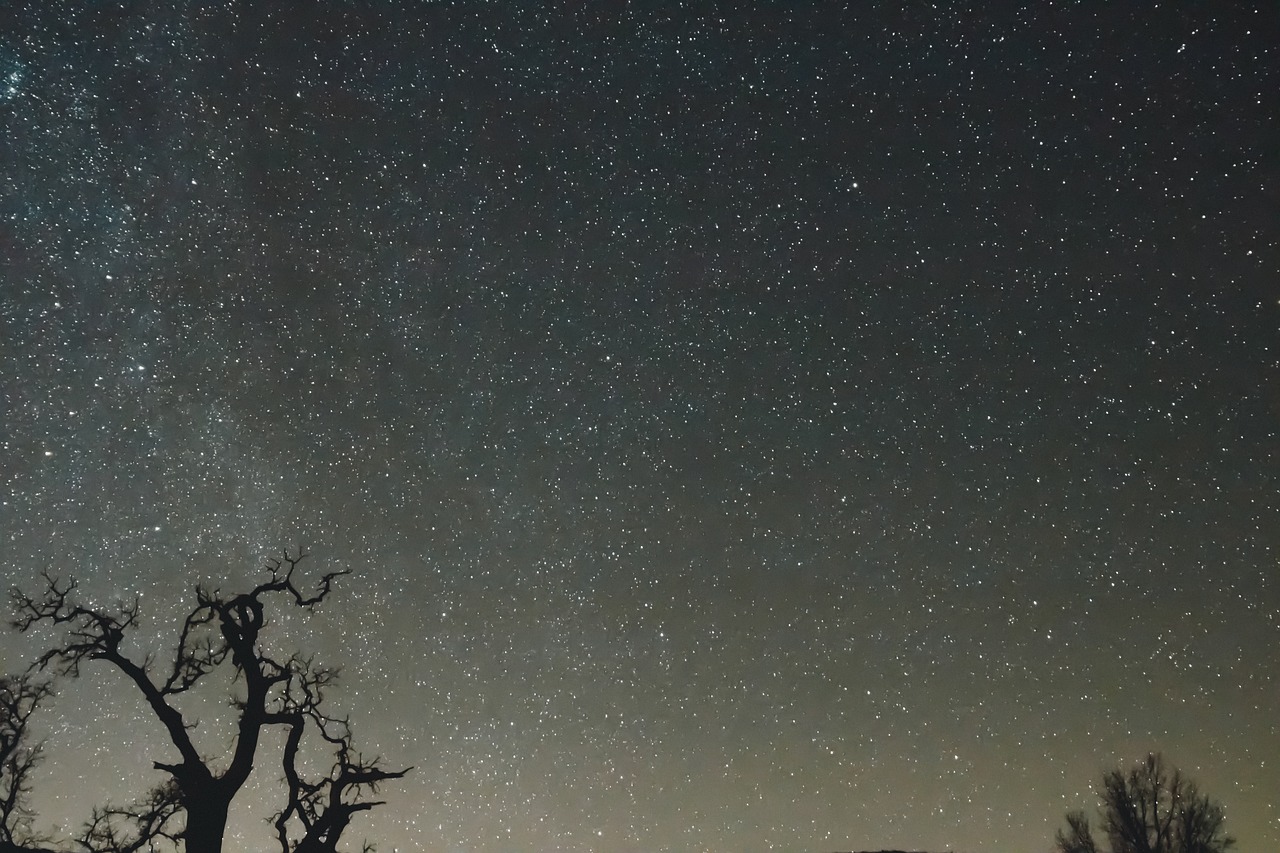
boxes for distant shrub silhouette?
[1056,754,1233,853]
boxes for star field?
[2,3,1278,852]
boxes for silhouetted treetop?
[1056,754,1233,853]
[0,673,54,853]
[9,549,407,853]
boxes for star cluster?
[2,3,1278,851]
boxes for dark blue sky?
[2,2,1277,851]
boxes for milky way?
[2,3,1278,851]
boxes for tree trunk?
[181,795,231,853]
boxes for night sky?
[2,2,1278,852]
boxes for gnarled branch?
[0,674,53,850]
[271,664,409,853]
[77,780,182,853]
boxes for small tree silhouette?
[10,550,408,853]
[1056,754,1234,853]
[0,673,54,853]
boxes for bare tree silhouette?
[0,673,54,853]
[1056,754,1234,853]
[10,550,408,853]
[269,651,409,853]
